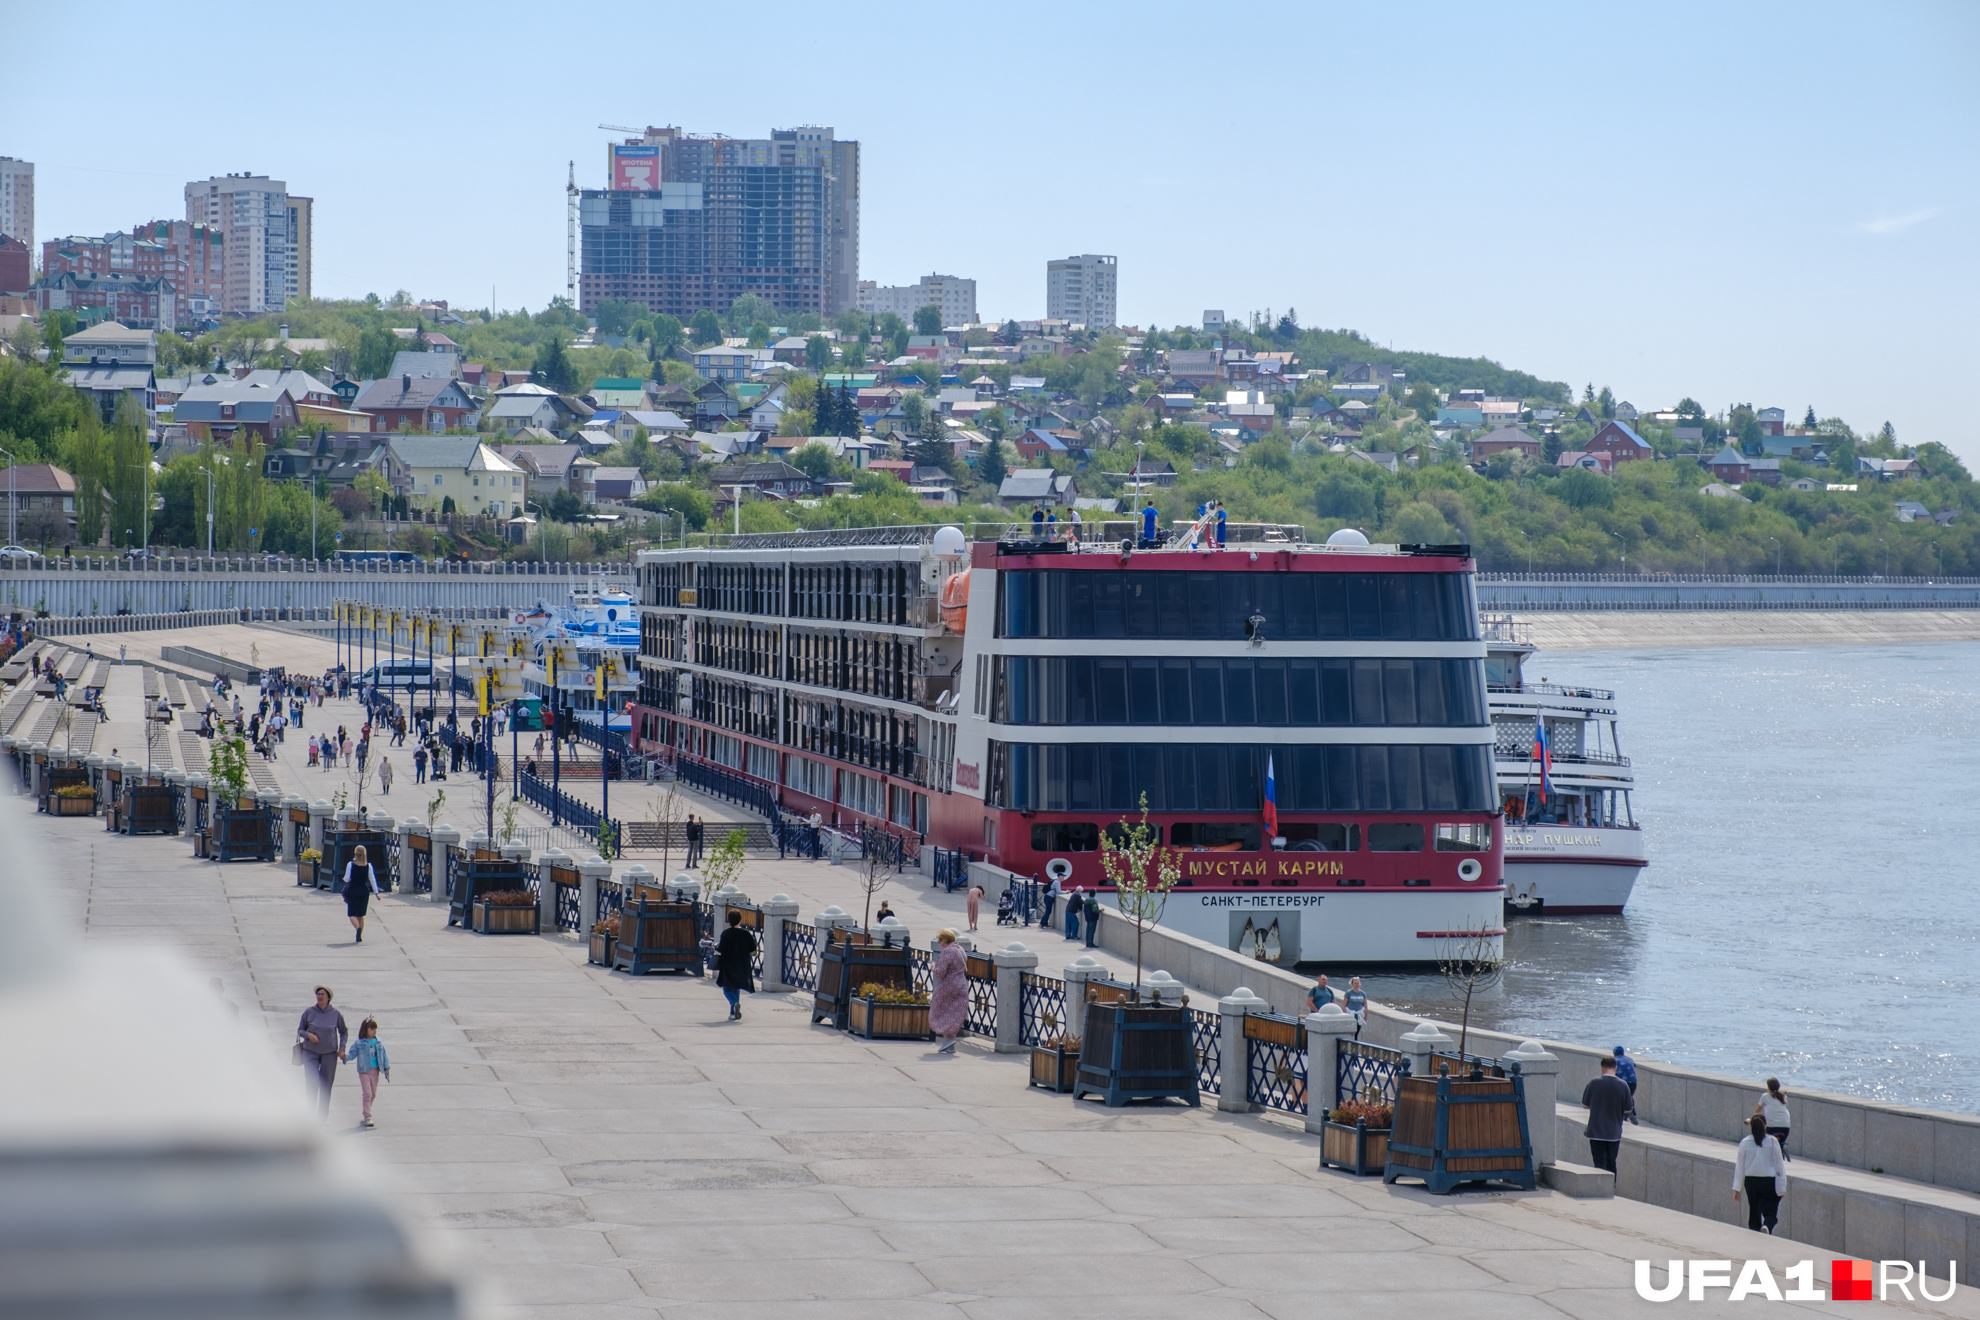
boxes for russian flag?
[1533,721,1553,803]
[1263,754,1279,838]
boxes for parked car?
[0,546,43,561]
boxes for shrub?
[857,982,928,1005]
[1331,1098,1393,1127]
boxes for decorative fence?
[595,880,623,926]
[856,821,921,871]
[930,846,969,892]
[965,952,998,1038]
[1336,1039,1409,1108]
[781,921,818,991]
[1018,971,1071,1046]
[1189,1006,1222,1095]
[675,757,779,819]
[1244,1012,1308,1116]
[517,768,622,852]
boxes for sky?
[6,1,1977,462]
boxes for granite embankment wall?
[1008,892,1980,1272]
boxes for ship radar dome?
[1325,527,1370,547]
[932,526,966,558]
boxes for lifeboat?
[939,568,970,634]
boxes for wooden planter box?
[473,899,540,935]
[52,793,96,817]
[297,861,319,888]
[588,930,613,965]
[1383,1071,1535,1193]
[448,858,526,928]
[848,996,932,1041]
[192,829,209,859]
[124,785,178,836]
[211,807,276,863]
[1072,1000,1201,1107]
[811,932,911,1029]
[1029,1045,1081,1093]
[1321,1121,1391,1176]
[612,898,702,975]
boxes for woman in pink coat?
[928,929,968,1054]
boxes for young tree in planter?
[700,827,746,902]
[856,836,894,933]
[1436,921,1510,1059]
[1096,795,1182,998]
[648,782,685,878]
[208,731,252,802]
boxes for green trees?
[70,411,105,546]
[977,439,1008,490]
[353,327,396,379]
[912,304,942,336]
[789,443,838,481]
[688,309,723,348]
[634,482,711,530]
[532,337,580,395]
[593,298,650,337]
[815,384,859,438]
[805,335,833,371]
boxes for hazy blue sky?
[7,2,1976,460]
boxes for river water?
[1367,639,1980,1114]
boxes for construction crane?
[598,123,643,136]
[564,161,578,307]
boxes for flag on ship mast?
[1262,754,1278,838]
[1533,720,1553,802]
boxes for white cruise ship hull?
[1502,825,1645,915]
[1116,887,1506,966]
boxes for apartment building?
[856,273,977,326]
[184,173,311,314]
[580,124,859,319]
[1045,254,1117,328]
[0,158,32,261]
[42,223,222,326]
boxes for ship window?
[1032,822,1098,851]
[1191,659,1223,724]
[1435,823,1490,852]
[1351,660,1384,723]
[1255,660,1288,726]
[1094,660,1127,723]
[1127,660,1160,723]
[1103,820,1160,847]
[1369,823,1424,852]
[1287,660,1320,724]
[1156,573,1189,637]
[1283,823,1359,851]
[1224,661,1256,724]
[1160,660,1192,723]
[994,570,1480,641]
[1171,822,1261,851]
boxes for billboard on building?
[610,144,660,191]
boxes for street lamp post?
[1767,536,1781,576]
[203,465,216,556]
[0,445,16,547]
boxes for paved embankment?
[1515,610,1980,649]
[39,809,1980,1320]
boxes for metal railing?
[1244,1013,1308,1116]
[965,955,997,1037]
[782,920,817,991]
[1335,1039,1408,1109]
[553,874,582,932]
[1018,971,1070,1046]
[930,846,970,892]
[1190,1007,1222,1095]
[517,768,623,853]
[1432,1050,1505,1078]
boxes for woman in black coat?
[714,910,757,1021]
[343,844,382,943]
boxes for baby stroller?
[995,889,1017,926]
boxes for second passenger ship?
[634,520,1506,963]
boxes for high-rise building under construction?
[578,125,859,320]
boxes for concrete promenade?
[32,808,1978,1320]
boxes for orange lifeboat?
[939,568,970,635]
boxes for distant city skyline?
[2,2,1974,461]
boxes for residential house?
[385,350,460,383]
[868,460,915,484]
[59,320,158,427]
[1784,476,1823,492]
[1613,401,1640,423]
[691,347,753,381]
[1556,451,1612,473]
[1756,407,1786,437]
[1350,451,1401,475]
[588,377,650,409]
[1167,349,1222,383]
[385,435,527,516]
[1336,363,1403,397]
[1879,457,1918,481]
[1746,458,1783,488]
[613,410,690,441]
[1704,446,1752,485]
[693,380,739,428]
[1481,399,1524,429]
[484,383,574,435]
[1584,420,1653,465]
[590,466,647,504]
[0,464,77,536]
[997,469,1078,506]
[354,373,479,433]
[1472,426,1542,460]
[748,398,787,432]
[1895,502,1931,523]
[495,443,596,506]
[1436,401,1485,428]
[175,379,299,444]
[34,270,176,332]
[1698,482,1746,500]
[1014,428,1071,462]
[707,461,817,501]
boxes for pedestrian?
[343,844,382,943]
[308,735,320,769]
[1614,1046,1640,1123]
[1064,885,1082,941]
[1140,498,1159,548]
[1215,501,1228,546]
[1041,874,1060,929]
[874,900,897,926]
[118,644,126,663]
[713,909,757,1020]
[686,815,702,867]
[1756,1078,1791,1159]
[1082,889,1100,947]
[378,757,393,796]
[348,1017,391,1129]
[1581,1055,1633,1175]
[929,928,968,1053]
[1030,505,1045,539]
[966,883,983,932]
[414,744,427,783]
[1307,972,1335,1014]
[1343,976,1368,1038]
[295,985,347,1119]
[1733,1113,1787,1233]
[340,733,353,767]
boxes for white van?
[357,659,437,694]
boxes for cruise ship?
[1484,616,1646,914]
[633,521,1506,964]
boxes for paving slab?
[32,766,1980,1320]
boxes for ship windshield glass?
[1031,822,1099,852]
[1434,823,1491,851]
[1170,823,1261,851]
[998,569,1479,641]
[1367,823,1425,852]
[1281,823,1358,851]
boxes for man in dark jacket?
[1581,1056,1634,1175]
[1082,891,1101,947]
[713,910,757,1020]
